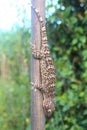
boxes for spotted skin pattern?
[30,4,56,116]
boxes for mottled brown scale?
[31,4,56,116]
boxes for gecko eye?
[48,109,51,113]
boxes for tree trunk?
[31,0,45,130]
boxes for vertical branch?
[31,0,45,130]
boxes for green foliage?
[0,27,30,130]
[0,79,30,130]
[46,0,87,130]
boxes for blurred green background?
[0,0,87,130]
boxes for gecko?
[30,3,56,116]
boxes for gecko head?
[43,98,55,116]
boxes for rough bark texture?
[31,0,45,130]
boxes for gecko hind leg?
[31,43,43,59]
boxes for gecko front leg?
[31,43,43,59]
[31,82,47,94]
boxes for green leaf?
[63,6,72,18]
[79,36,86,43]
[79,92,84,97]
[82,50,87,60]
[83,110,87,115]
[72,38,78,45]
[81,119,87,125]
[70,125,83,130]
[75,27,83,34]
[70,17,77,24]
[63,105,70,112]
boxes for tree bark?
[31,0,45,130]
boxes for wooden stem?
[31,0,45,130]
